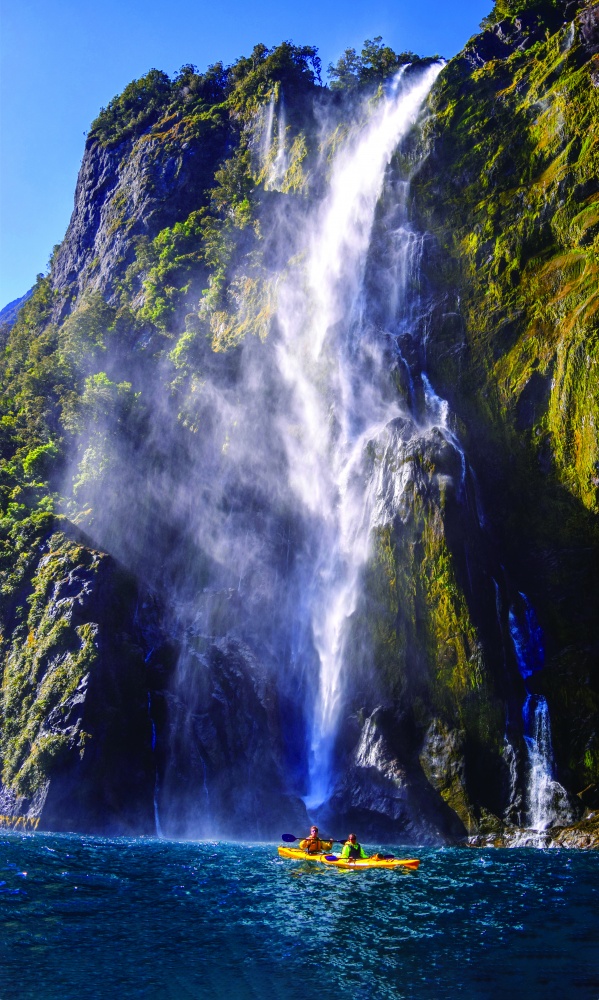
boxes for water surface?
[1,834,597,998]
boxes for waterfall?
[522,694,575,830]
[147,691,163,838]
[260,95,276,169]
[261,94,288,190]
[509,594,573,830]
[155,60,487,833]
[509,593,544,679]
[270,99,288,188]
[272,63,443,808]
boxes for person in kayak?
[299,826,332,854]
[340,833,368,861]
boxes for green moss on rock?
[412,4,599,795]
[1,532,102,795]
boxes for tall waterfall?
[154,60,484,835]
[271,63,443,808]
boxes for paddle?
[325,853,398,862]
[281,833,342,844]
[281,834,396,859]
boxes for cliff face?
[0,23,597,843]
[50,111,230,319]
[411,0,599,815]
[0,524,156,833]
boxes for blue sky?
[0,0,491,307]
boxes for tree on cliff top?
[328,37,418,90]
[481,0,567,26]
[90,42,323,147]
[90,69,172,146]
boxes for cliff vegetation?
[0,10,597,842]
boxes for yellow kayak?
[278,846,330,861]
[277,846,419,870]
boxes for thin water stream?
[509,593,574,831]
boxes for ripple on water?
[0,836,596,999]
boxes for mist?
[61,61,487,837]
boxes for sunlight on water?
[0,833,596,999]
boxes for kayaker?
[340,833,368,861]
[299,825,332,854]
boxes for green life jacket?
[342,841,365,859]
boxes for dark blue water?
[1,835,597,999]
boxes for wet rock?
[460,16,546,72]
[0,781,48,832]
[323,709,467,843]
[551,811,599,847]
[578,781,599,808]
[50,118,228,320]
[461,24,513,71]
[371,420,464,527]
[579,1,599,55]
[419,718,478,833]
[464,812,599,849]
[515,370,553,431]
[155,636,308,839]
[0,522,158,835]
[459,2,587,75]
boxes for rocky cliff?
[0,17,597,845]
[410,0,599,833]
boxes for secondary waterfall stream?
[509,594,574,830]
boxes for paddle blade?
[324,855,338,861]
[281,834,298,843]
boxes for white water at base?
[524,694,574,831]
[509,594,574,831]
[272,64,443,809]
